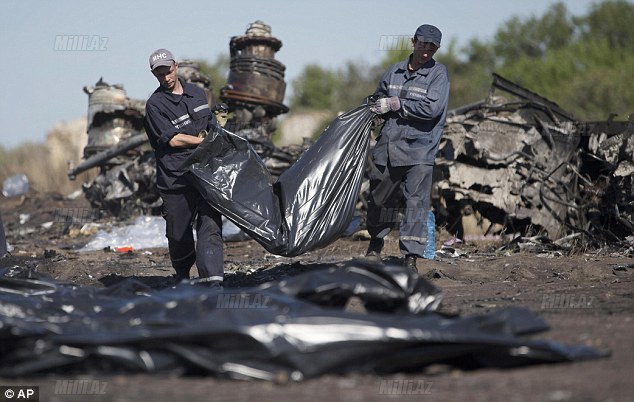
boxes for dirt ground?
[0,190,632,402]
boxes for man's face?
[411,39,438,66]
[152,62,177,90]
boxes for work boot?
[174,270,190,283]
[365,238,384,262]
[404,254,418,275]
[193,277,223,288]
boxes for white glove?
[370,96,401,114]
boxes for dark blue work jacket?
[373,56,450,166]
[144,80,211,190]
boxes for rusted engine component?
[222,20,288,120]
[435,73,633,245]
[81,78,147,157]
[220,21,298,177]
[220,21,288,143]
[67,79,159,218]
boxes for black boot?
[173,268,191,283]
[365,238,384,262]
[404,254,418,274]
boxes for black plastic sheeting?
[183,105,374,256]
[0,262,607,380]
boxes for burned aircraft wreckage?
[435,73,633,246]
[68,24,633,246]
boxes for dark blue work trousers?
[159,188,223,281]
[366,162,433,257]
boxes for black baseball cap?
[415,24,442,47]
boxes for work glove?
[370,96,401,114]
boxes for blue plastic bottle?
[423,210,435,259]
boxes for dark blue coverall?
[144,79,223,282]
[367,56,450,257]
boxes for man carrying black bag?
[144,48,224,286]
[365,24,450,273]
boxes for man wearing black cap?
[144,48,224,286]
[366,24,450,273]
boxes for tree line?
[289,0,634,121]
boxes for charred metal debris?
[67,78,157,219]
[434,73,633,248]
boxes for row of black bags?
[0,263,607,378]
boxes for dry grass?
[0,118,95,195]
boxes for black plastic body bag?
[183,105,374,256]
[0,263,608,379]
